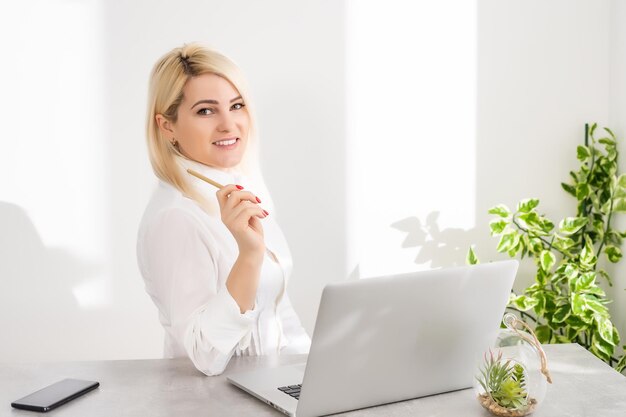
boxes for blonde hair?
[146,42,264,213]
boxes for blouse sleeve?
[278,290,311,354]
[140,208,258,376]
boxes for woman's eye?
[232,103,246,110]
[197,108,214,115]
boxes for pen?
[187,168,225,189]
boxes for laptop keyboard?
[277,384,302,400]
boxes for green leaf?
[571,293,585,315]
[528,237,544,254]
[534,325,551,344]
[606,230,623,246]
[604,127,616,139]
[596,316,615,345]
[576,271,596,291]
[611,326,619,347]
[598,269,613,286]
[566,314,588,330]
[517,212,539,228]
[517,198,539,213]
[559,217,588,235]
[604,245,622,263]
[517,212,553,235]
[564,264,579,280]
[592,333,614,361]
[618,174,626,189]
[538,217,555,234]
[466,246,479,265]
[489,204,511,218]
[553,234,576,252]
[577,145,591,161]
[602,127,615,139]
[592,219,605,238]
[613,198,626,213]
[552,304,570,323]
[533,291,549,316]
[539,250,556,272]
[615,187,626,198]
[580,235,597,269]
[589,191,602,210]
[590,122,598,137]
[561,182,576,197]
[497,232,519,254]
[490,219,508,236]
[576,183,590,200]
[585,295,609,317]
[616,355,626,373]
[512,295,538,311]
[584,286,606,297]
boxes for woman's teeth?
[214,139,237,146]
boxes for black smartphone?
[11,378,99,412]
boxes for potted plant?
[468,123,626,373]
[476,349,535,416]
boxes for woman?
[137,42,311,376]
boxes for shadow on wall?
[0,202,102,362]
[392,211,478,269]
[391,211,538,294]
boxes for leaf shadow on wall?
[0,201,102,361]
[391,211,478,268]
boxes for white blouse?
[136,158,311,376]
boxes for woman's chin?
[204,155,243,170]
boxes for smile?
[213,138,239,146]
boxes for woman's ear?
[155,114,175,137]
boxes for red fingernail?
[256,197,262,203]
[263,210,269,216]
[236,185,244,190]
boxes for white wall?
[609,0,626,354]
[346,0,477,279]
[0,0,346,361]
[1,0,625,362]
[476,1,610,282]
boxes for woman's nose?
[216,111,236,132]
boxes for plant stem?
[597,191,615,261]
[581,126,595,253]
[506,306,539,324]
[511,217,569,257]
[582,330,590,350]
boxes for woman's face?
[162,73,250,169]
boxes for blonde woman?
[137,43,311,376]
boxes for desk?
[1,344,625,416]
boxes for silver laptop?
[227,260,518,417]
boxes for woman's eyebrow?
[190,96,242,109]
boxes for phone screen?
[11,378,99,412]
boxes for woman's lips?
[212,137,239,150]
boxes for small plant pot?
[473,314,551,417]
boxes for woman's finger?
[216,185,262,210]
[225,201,267,226]
[216,184,243,208]
[223,190,261,212]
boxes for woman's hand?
[216,184,268,258]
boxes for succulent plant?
[476,350,529,411]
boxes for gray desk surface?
[1,344,625,416]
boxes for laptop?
[227,260,518,417]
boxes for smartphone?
[11,378,99,412]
